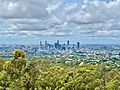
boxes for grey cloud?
[0,0,120,39]
[0,0,49,19]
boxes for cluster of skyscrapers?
[39,40,80,51]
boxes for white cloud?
[0,0,120,40]
[46,0,63,15]
[0,0,49,19]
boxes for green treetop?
[13,49,26,60]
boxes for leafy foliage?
[13,49,26,60]
[0,49,120,90]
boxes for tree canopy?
[0,49,120,90]
[13,49,26,60]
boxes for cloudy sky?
[0,0,120,44]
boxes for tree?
[0,70,11,89]
[13,49,26,60]
[3,50,27,81]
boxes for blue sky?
[0,0,120,44]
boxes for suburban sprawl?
[0,40,120,69]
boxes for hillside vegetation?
[0,49,120,90]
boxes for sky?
[0,0,120,44]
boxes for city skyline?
[39,40,80,45]
[0,36,120,45]
[0,0,120,44]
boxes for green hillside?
[0,50,120,90]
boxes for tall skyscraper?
[77,42,80,50]
[45,41,47,45]
[55,40,61,50]
[45,41,48,49]
[55,43,58,49]
[40,41,42,46]
[67,40,69,45]
[39,41,42,50]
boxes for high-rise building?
[57,40,59,44]
[67,40,69,45]
[72,44,75,51]
[39,41,42,50]
[55,40,61,50]
[55,43,58,49]
[40,41,42,46]
[77,42,80,50]
[62,44,66,50]
[45,41,48,49]
[45,41,47,45]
